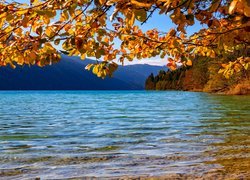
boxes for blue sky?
[10,1,203,66]
[116,12,203,65]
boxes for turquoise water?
[0,91,249,179]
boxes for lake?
[0,91,249,179]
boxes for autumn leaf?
[134,9,147,22]
[186,60,192,66]
[0,0,249,79]
[229,0,238,14]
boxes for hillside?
[145,58,250,95]
[0,55,166,90]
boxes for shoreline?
[2,167,249,180]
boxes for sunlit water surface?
[0,91,249,179]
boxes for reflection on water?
[0,91,249,179]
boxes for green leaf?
[134,9,147,22]
[6,14,14,22]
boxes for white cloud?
[116,58,167,66]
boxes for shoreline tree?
[0,0,249,78]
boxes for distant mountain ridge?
[0,55,166,90]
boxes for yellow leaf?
[218,69,224,74]
[128,12,135,27]
[168,29,176,36]
[99,0,106,5]
[243,0,250,17]
[211,50,216,58]
[104,37,109,43]
[61,10,69,21]
[45,27,54,37]
[169,64,177,71]
[221,64,227,68]
[14,28,22,36]
[43,16,50,25]
[17,56,24,65]
[85,64,93,70]
[234,63,242,72]
[17,9,28,15]
[131,0,152,8]
[80,53,86,60]
[186,59,192,66]
[22,16,29,27]
[30,52,37,60]
[93,65,99,74]
[229,0,238,14]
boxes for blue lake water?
[0,91,249,179]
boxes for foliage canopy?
[0,0,249,78]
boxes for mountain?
[0,55,166,90]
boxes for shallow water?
[0,91,249,179]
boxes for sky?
[117,12,203,66]
[9,0,203,66]
[108,9,203,66]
